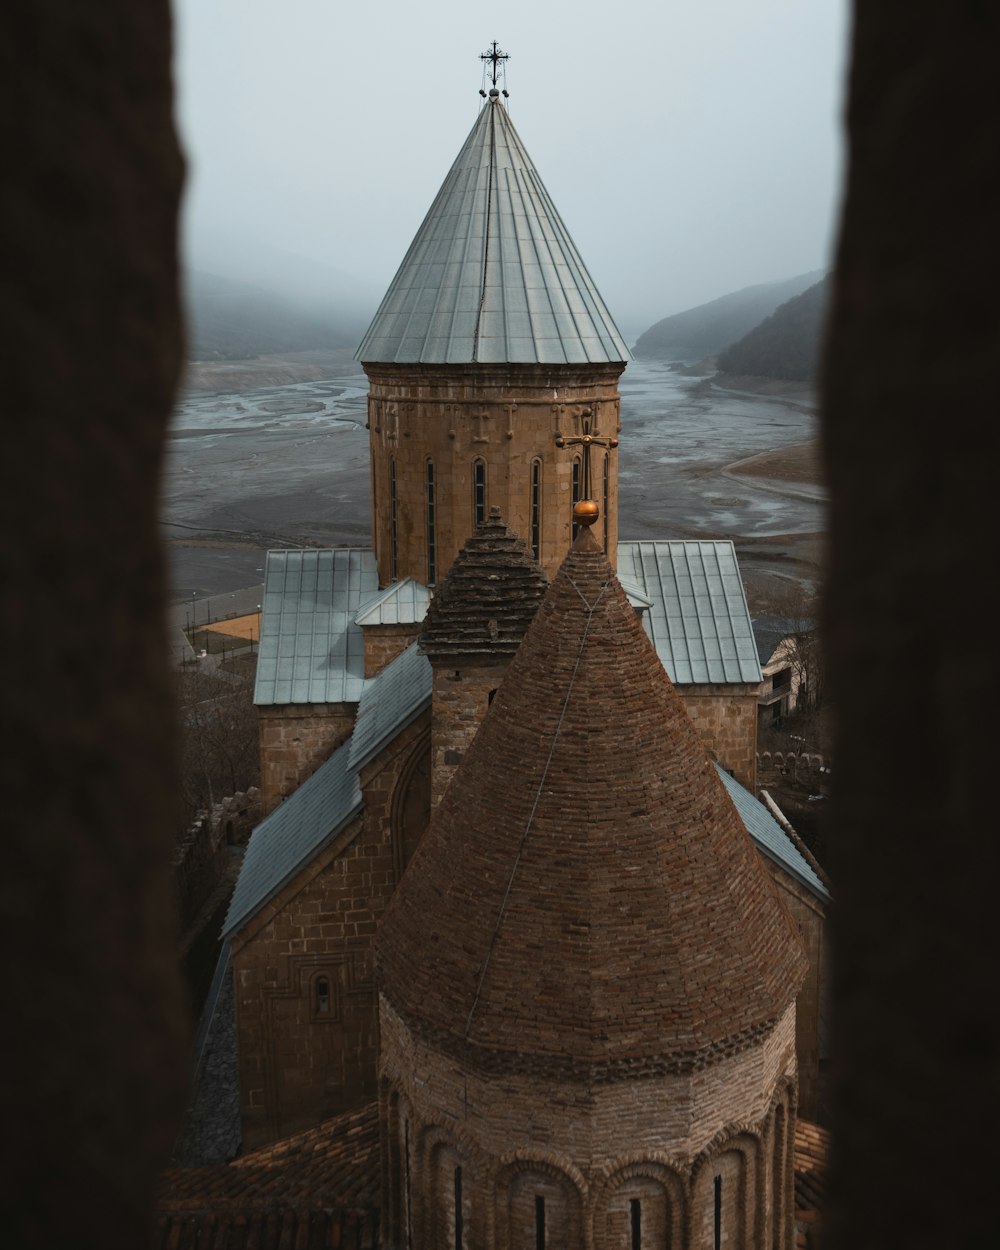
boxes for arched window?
[603,452,610,552]
[571,457,581,538]
[473,459,487,529]
[530,459,542,560]
[426,459,437,586]
[389,456,398,581]
[714,1175,722,1250]
[630,1198,641,1250]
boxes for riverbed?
[163,359,825,605]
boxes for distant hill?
[632,271,824,361]
[716,278,829,382]
[184,270,367,362]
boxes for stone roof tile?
[418,508,548,659]
[153,1104,380,1247]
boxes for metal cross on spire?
[480,40,509,88]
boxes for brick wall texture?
[377,529,806,1073]
[378,997,799,1250]
[364,362,625,587]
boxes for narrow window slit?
[535,1195,545,1250]
[473,459,487,528]
[531,460,541,560]
[454,1165,463,1250]
[603,452,610,551]
[714,1175,722,1250]
[630,1197,641,1250]
[389,457,398,581]
[426,459,436,586]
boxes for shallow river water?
[164,360,824,601]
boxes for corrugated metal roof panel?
[617,540,762,685]
[253,549,379,707]
[716,764,830,900]
[348,643,432,771]
[354,578,432,627]
[223,741,363,937]
[357,98,629,365]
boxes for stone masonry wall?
[172,788,261,934]
[362,623,423,678]
[232,714,430,1149]
[257,702,357,815]
[378,998,799,1250]
[364,362,625,587]
[430,659,508,809]
[766,867,826,1120]
[678,683,759,792]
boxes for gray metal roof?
[715,764,830,900]
[349,642,432,771]
[222,740,363,937]
[254,549,379,707]
[255,542,760,708]
[354,578,431,627]
[617,540,762,685]
[227,644,433,938]
[357,96,630,365]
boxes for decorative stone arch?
[413,1120,489,1250]
[593,1159,687,1250]
[494,1153,586,1250]
[764,1076,797,1250]
[384,1087,416,1250]
[690,1129,762,1250]
[390,726,432,882]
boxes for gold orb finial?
[574,499,600,527]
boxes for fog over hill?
[182,230,381,362]
[632,270,824,362]
[717,278,830,383]
[183,269,371,362]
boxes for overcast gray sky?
[174,0,848,337]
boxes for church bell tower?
[357,47,630,586]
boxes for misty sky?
[173,0,848,337]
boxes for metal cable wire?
[462,575,613,1044]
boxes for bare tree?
[175,666,260,832]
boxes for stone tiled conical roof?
[378,525,806,1079]
[356,93,630,365]
[419,508,548,659]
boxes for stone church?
[211,69,829,1247]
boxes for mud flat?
[164,358,826,608]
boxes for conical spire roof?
[378,525,806,1079]
[357,93,630,365]
[419,508,548,659]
